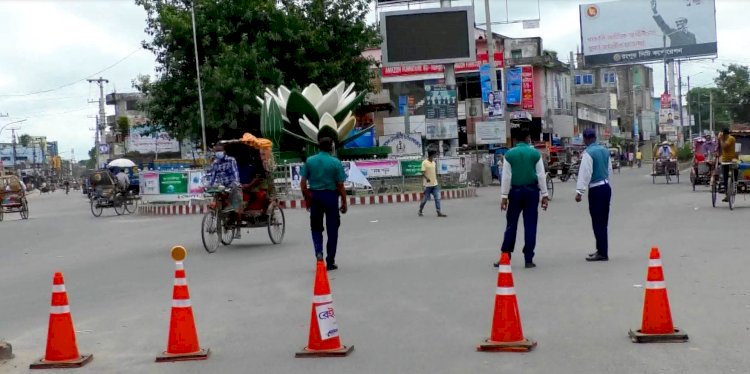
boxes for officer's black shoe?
[326,263,338,271]
[588,252,598,257]
[525,262,536,269]
[315,252,324,261]
[586,254,609,262]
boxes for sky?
[0,0,747,161]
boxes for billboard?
[506,67,522,105]
[580,0,717,65]
[380,6,475,66]
[475,121,507,145]
[424,84,458,140]
[379,133,423,156]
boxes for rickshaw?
[0,175,29,221]
[547,146,575,182]
[201,133,286,253]
[690,137,713,191]
[608,147,621,173]
[652,142,679,184]
[89,170,138,217]
[534,143,555,199]
[710,130,750,210]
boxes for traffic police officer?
[575,128,613,262]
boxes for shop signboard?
[140,171,160,195]
[159,172,188,194]
[424,83,458,140]
[438,157,461,175]
[379,133,423,156]
[354,160,401,178]
[189,171,205,194]
[475,121,507,145]
[521,66,534,110]
[400,160,423,177]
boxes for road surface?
[1,167,748,373]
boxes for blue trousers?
[501,185,540,263]
[419,186,441,212]
[309,190,340,263]
[588,183,611,258]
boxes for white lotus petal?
[319,112,338,131]
[315,90,340,118]
[265,88,288,118]
[256,96,265,106]
[301,84,323,106]
[335,91,358,114]
[337,112,357,141]
[333,81,346,97]
[299,115,320,141]
[278,86,291,103]
[342,83,355,100]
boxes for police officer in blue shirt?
[575,129,613,262]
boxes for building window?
[126,100,138,111]
[602,71,616,85]
[511,49,522,59]
[575,74,593,86]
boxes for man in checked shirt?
[208,143,244,238]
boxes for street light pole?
[191,1,208,158]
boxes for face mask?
[215,151,225,159]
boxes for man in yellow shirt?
[719,128,739,202]
[418,150,447,217]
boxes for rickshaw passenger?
[208,143,243,237]
[657,142,673,160]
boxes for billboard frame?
[578,0,718,67]
[380,6,476,67]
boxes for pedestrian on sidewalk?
[575,129,613,262]
[300,137,348,271]
[636,150,642,168]
[418,150,447,217]
[494,127,549,269]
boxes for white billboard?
[580,0,717,66]
[126,116,180,154]
[475,121,507,145]
[379,133,423,156]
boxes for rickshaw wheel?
[90,199,103,217]
[124,195,138,214]
[559,173,570,183]
[268,204,286,244]
[114,195,126,216]
[220,213,237,246]
[0,207,4,221]
[690,169,696,191]
[711,177,717,208]
[20,201,28,220]
[201,210,221,253]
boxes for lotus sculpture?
[257,81,372,148]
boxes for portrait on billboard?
[580,0,717,65]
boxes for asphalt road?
[1,167,749,374]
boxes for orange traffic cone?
[477,253,536,352]
[295,259,353,357]
[156,249,210,362]
[30,272,93,369]
[629,247,688,343]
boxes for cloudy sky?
[0,0,746,161]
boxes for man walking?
[575,129,613,262]
[301,137,348,271]
[419,150,447,217]
[495,127,549,269]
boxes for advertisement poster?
[400,160,423,177]
[354,160,401,178]
[438,157,462,175]
[380,133,423,156]
[315,303,339,340]
[486,90,504,119]
[127,118,180,154]
[475,121,507,145]
[159,172,188,194]
[580,0,717,65]
[480,63,493,103]
[521,66,534,110]
[189,171,204,194]
[289,164,303,190]
[140,171,159,195]
[506,67,522,105]
[424,84,458,140]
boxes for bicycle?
[545,173,554,200]
[712,161,739,210]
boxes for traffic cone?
[629,247,688,343]
[156,259,210,362]
[295,259,353,357]
[477,253,536,352]
[30,272,93,369]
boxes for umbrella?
[107,158,136,168]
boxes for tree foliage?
[714,64,750,124]
[134,0,379,147]
[18,134,31,148]
[686,87,730,131]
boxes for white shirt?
[658,146,672,160]
[500,158,549,199]
[576,151,613,195]
[116,172,130,189]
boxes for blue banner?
[506,67,522,105]
[479,64,492,103]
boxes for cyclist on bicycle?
[718,128,739,202]
[207,143,243,238]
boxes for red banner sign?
[381,52,504,78]
[521,66,534,110]
[660,92,671,109]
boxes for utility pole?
[632,80,638,155]
[87,77,108,170]
[190,2,208,158]
[484,0,498,92]
[677,60,684,146]
[709,90,714,134]
[686,75,692,141]
[11,128,18,173]
[569,51,578,135]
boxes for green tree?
[687,87,731,133]
[134,0,379,147]
[86,146,96,169]
[117,116,131,137]
[18,134,31,148]
[714,64,750,124]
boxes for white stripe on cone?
[50,305,71,314]
[496,287,516,296]
[313,294,333,304]
[646,281,666,289]
[52,285,66,293]
[649,259,663,267]
[175,262,184,270]
[172,299,192,308]
[174,278,187,286]
[497,265,512,273]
